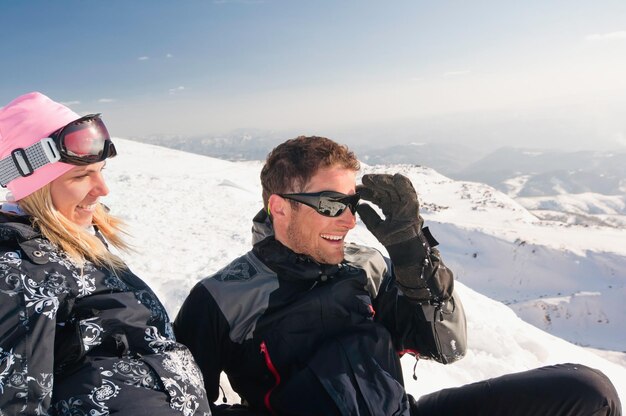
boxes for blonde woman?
[0,92,211,415]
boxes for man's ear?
[268,194,291,243]
[268,194,288,220]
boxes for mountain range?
[130,134,626,228]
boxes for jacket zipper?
[398,349,421,380]
[260,341,280,416]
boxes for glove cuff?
[385,234,429,267]
[386,229,453,303]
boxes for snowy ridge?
[365,164,626,257]
[516,192,626,228]
[85,139,624,408]
[360,164,626,351]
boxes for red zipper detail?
[260,341,280,416]
[368,304,376,317]
[397,348,420,358]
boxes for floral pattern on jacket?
[0,214,211,416]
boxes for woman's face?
[49,161,109,227]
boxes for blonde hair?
[18,184,130,270]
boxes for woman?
[0,92,212,415]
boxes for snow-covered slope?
[515,192,626,228]
[360,164,626,351]
[64,139,625,409]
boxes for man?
[175,136,620,415]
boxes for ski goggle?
[279,191,360,217]
[0,114,117,187]
[48,113,117,165]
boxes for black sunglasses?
[279,191,360,217]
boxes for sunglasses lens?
[318,198,348,217]
[345,195,360,214]
[318,193,360,217]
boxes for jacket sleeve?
[373,249,467,364]
[0,262,57,414]
[173,281,232,408]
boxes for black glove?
[356,173,453,302]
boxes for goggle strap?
[0,138,62,187]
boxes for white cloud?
[169,86,185,95]
[585,31,626,41]
[409,77,424,82]
[61,100,80,107]
[443,70,471,77]
[166,53,173,58]
[138,56,149,61]
[98,98,116,103]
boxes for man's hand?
[356,173,423,246]
[357,173,453,303]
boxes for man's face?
[283,166,357,264]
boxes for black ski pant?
[411,363,621,416]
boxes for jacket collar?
[253,236,340,281]
[0,211,41,242]
[0,211,52,264]
[0,209,106,264]
[251,208,274,245]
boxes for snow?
[517,193,626,216]
[515,192,626,228]
[503,174,531,197]
[522,151,544,156]
[58,139,625,410]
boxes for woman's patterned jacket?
[0,210,211,416]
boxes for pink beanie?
[0,92,78,201]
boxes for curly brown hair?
[260,136,360,208]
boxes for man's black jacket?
[174,212,466,415]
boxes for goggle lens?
[279,191,360,217]
[51,114,116,165]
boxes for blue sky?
[2,0,626,150]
